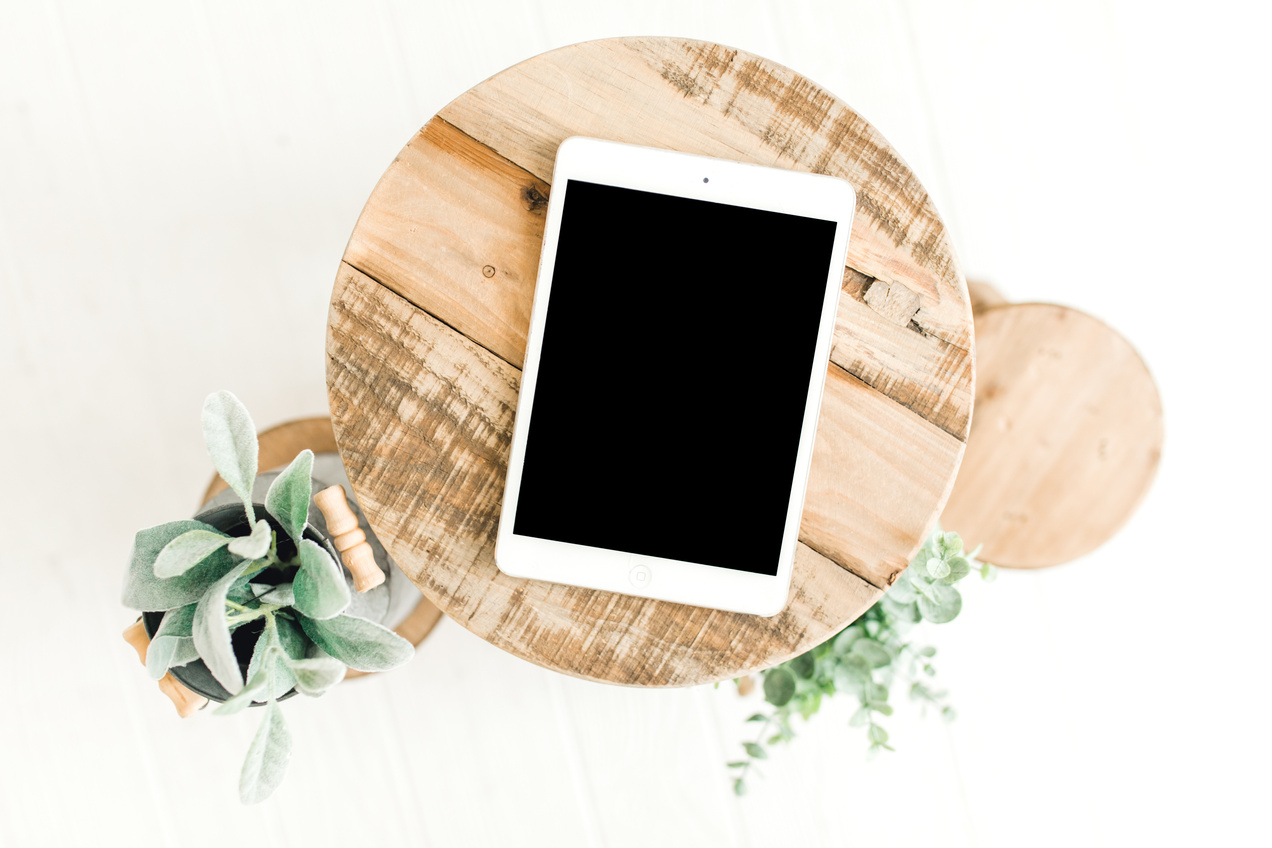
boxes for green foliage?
[228,518,272,560]
[192,560,253,695]
[298,612,414,672]
[292,539,351,620]
[265,449,314,544]
[727,529,996,790]
[145,602,200,680]
[202,391,259,524]
[239,700,292,804]
[123,520,236,611]
[153,529,232,579]
[123,391,415,804]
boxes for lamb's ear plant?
[727,528,995,796]
[124,391,414,803]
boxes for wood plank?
[344,118,547,368]
[327,262,882,686]
[346,115,972,439]
[436,37,973,363]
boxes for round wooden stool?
[325,37,974,686]
[940,283,1163,568]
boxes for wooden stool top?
[941,302,1162,568]
[325,37,973,686]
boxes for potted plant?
[727,529,995,795]
[122,391,414,803]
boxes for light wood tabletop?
[325,36,974,686]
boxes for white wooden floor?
[2,2,1269,846]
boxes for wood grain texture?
[329,38,973,686]
[330,262,884,685]
[941,303,1163,568]
[198,416,443,659]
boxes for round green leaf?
[917,585,963,624]
[832,625,862,653]
[789,652,815,680]
[926,557,950,580]
[762,667,796,707]
[850,639,892,669]
[941,556,971,584]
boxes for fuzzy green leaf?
[918,584,963,624]
[848,707,870,727]
[246,619,296,701]
[192,560,252,694]
[297,613,413,672]
[256,582,295,606]
[851,639,892,669]
[265,449,314,544]
[293,539,351,620]
[980,562,998,582]
[762,667,796,707]
[733,778,747,796]
[202,391,259,524]
[745,713,767,723]
[228,519,271,560]
[214,664,271,716]
[281,654,346,696]
[145,603,199,679]
[239,700,292,804]
[153,529,231,579]
[742,742,767,759]
[868,724,889,745]
[124,520,237,611]
[275,615,308,660]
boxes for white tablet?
[495,137,855,617]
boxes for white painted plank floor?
[1,2,1268,846]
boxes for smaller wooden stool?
[941,283,1163,568]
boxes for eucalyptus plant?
[123,391,413,803]
[728,529,994,795]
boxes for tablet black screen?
[512,179,839,576]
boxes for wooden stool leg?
[122,620,208,717]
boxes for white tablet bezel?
[495,136,856,617]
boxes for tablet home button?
[629,563,652,588]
